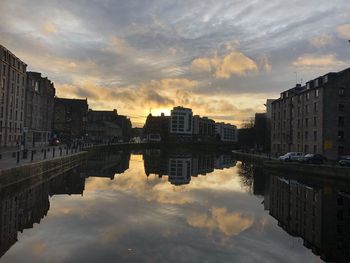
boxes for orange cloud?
[187,207,254,236]
[336,24,350,39]
[42,22,58,35]
[310,34,333,48]
[191,51,258,79]
[293,54,345,68]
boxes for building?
[269,175,350,262]
[24,72,55,147]
[87,110,123,143]
[53,98,88,142]
[271,68,350,159]
[0,45,27,148]
[143,113,170,142]
[215,122,237,142]
[193,115,216,142]
[170,106,193,140]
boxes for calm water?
[0,149,349,263]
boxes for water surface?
[1,149,347,262]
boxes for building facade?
[0,45,27,148]
[87,110,122,143]
[193,115,216,142]
[170,106,193,140]
[53,98,88,142]
[271,68,350,159]
[24,72,55,147]
[215,122,237,142]
[143,113,170,142]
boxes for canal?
[0,149,348,263]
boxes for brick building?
[0,45,27,148]
[271,68,350,159]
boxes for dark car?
[49,139,60,146]
[298,154,327,164]
[339,156,350,167]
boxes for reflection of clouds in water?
[84,155,245,207]
[0,154,323,263]
[187,207,254,236]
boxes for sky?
[1,0,350,127]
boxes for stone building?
[143,113,170,142]
[271,68,350,159]
[24,72,55,147]
[0,45,27,148]
[53,98,88,142]
[87,110,123,143]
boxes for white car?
[278,152,304,162]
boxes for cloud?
[187,207,254,236]
[310,34,333,48]
[42,22,58,35]
[336,24,350,39]
[191,51,258,79]
[292,53,346,68]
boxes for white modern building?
[215,122,237,142]
[168,157,192,185]
[170,106,193,138]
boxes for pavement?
[0,144,91,171]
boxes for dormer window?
[315,79,319,87]
[323,75,328,83]
[306,82,310,89]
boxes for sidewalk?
[0,144,89,171]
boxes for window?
[313,131,317,141]
[305,104,309,114]
[315,89,319,97]
[314,102,318,113]
[338,116,345,127]
[313,145,317,153]
[297,107,300,115]
[315,79,319,87]
[339,104,345,112]
[298,119,300,128]
[339,87,345,96]
[305,118,309,128]
[323,75,328,83]
[306,92,310,100]
[305,131,308,139]
[313,117,317,126]
[338,131,344,141]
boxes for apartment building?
[24,72,55,147]
[215,122,237,142]
[271,68,350,159]
[0,45,27,148]
[170,106,193,140]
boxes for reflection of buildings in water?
[215,155,237,170]
[168,157,192,185]
[269,175,350,263]
[86,151,131,179]
[143,151,236,186]
[0,168,86,258]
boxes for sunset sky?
[1,0,350,127]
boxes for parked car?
[298,154,327,164]
[49,138,60,146]
[278,152,304,162]
[339,156,350,167]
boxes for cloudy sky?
[1,0,350,127]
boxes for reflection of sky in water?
[0,155,322,263]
